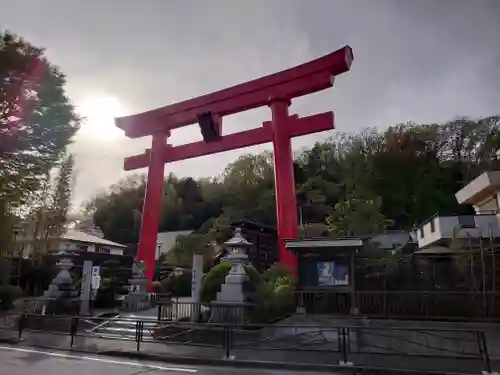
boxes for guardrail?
[1,312,492,374]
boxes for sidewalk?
[0,328,495,374]
[0,329,342,373]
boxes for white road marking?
[0,345,197,373]
[88,314,120,333]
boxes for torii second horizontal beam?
[124,111,334,171]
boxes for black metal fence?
[296,290,500,320]
[1,312,491,374]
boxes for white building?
[416,171,500,249]
[19,229,126,258]
[60,229,126,255]
[156,230,192,260]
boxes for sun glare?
[78,95,124,140]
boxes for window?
[420,227,424,238]
[75,244,88,251]
[458,215,476,228]
[430,219,435,233]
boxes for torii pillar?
[116,45,354,288]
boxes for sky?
[1,0,499,208]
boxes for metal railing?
[157,301,211,322]
[295,290,500,320]
[4,312,491,374]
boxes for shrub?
[151,281,163,293]
[0,285,23,310]
[161,271,192,298]
[200,261,262,303]
[273,284,295,312]
[94,277,128,309]
[263,263,296,286]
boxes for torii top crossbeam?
[116,46,352,138]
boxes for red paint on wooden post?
[269,100,299,272]
[137,132,168,290]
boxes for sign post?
[91,266,101,302]
[79,261,92,316]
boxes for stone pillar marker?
[79,260,92,316]
[210,228,252,324]
[191,253,203,322]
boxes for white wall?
[60,240,96,252]
[156,230,192,259]
[109,248,124,256]
[20,239,124,257]
[417,214,500,248]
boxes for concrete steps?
[90,313,159,340]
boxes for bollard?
[338,327,353,366]
[135,321,144,352]
[17,314,26,340]
[70,317,79,348]
[479,331,492,375]
[223,325,230,359]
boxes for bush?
[0,285,23,310]
[94,277,128,309]
[249,282,295,324]
[263,263,296,286]
[246,264,297,323]
[161,271,192,298]
[151,281,162,293]
[200,261,262,303]
[273,284,295,312]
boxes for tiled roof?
[62,229,126,248]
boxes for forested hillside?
[87,116,500,264]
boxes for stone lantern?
[42,250,80,315]
[210,228,252,324]
[43,250,76,299]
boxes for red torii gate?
[115,45,353,286]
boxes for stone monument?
[42,251,80,314]
[210,228,252,324]
[43,253,74,299]
[122,260,150,311]
[190,253,204,322]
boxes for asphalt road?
[0,345,332,375]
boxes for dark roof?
[284,237,363,251]
[231,219,277,234]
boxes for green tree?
[326,196,393,237]
[0,30,80,207]
[0,30,80,253]
[221,152,276,225]
[48,154,74,238]
[166,233,214,267]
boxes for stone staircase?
[90,313,159,340]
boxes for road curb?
[100,350,347,372]
[1,338,341,373]
[0,337,472,375]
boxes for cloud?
[1,0,499,206]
